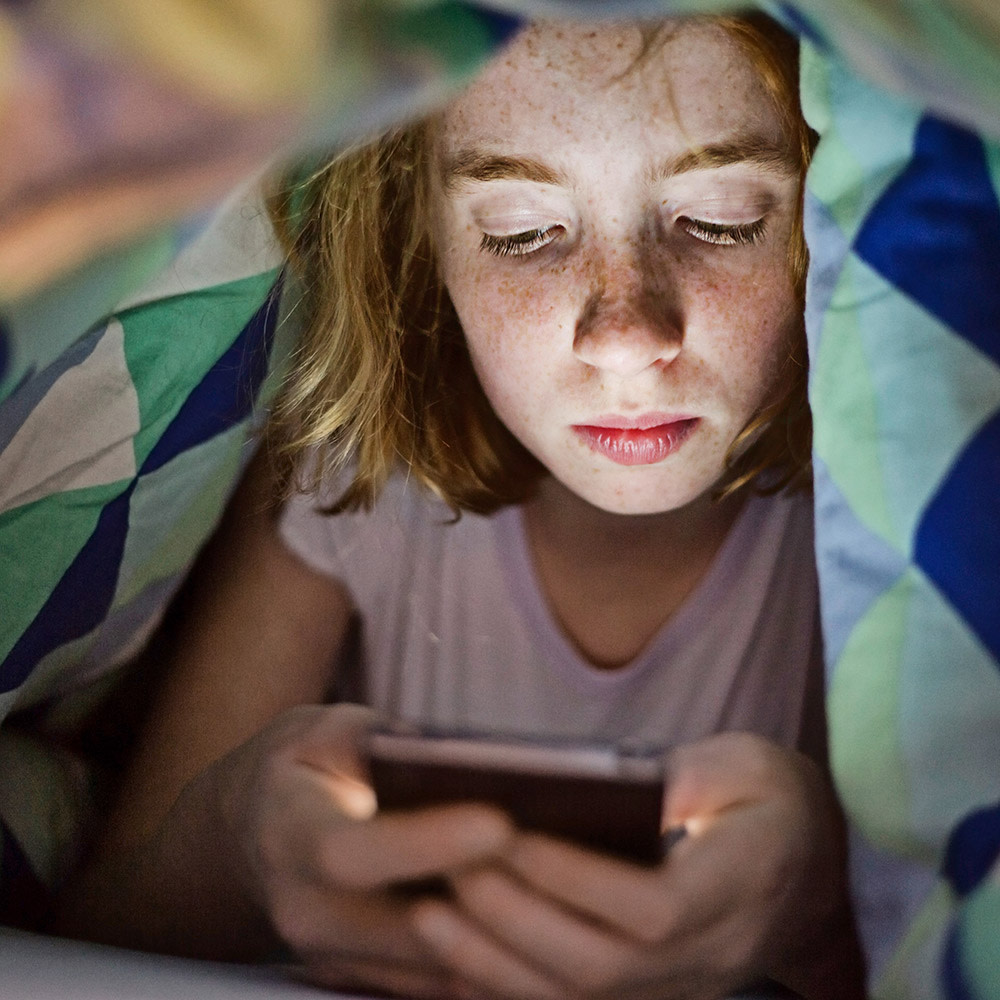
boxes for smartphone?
[368,724,668,865]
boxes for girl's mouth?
[572,418,699,466]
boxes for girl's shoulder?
[278,461,500,580]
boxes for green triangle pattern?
[118,269,279,471]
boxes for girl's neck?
[522,476,747,670]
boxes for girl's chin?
[541,441,728,517]
[569,479,716,518]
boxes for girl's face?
[432,20,802,515]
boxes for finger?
[412,896,568,1000]
[308,763,377,820]
[503,832,692,942]
[451,866,641,994]
[490,835,772,999]
[662,733,816,832]
[271,881,437,965]
[254,705,378,822]
[318,802,514,890]
[292,703,378,786]
[452,865,754,1000]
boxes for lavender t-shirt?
[279,475,824,757]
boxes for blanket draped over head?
[1,3,998,996]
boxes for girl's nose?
[572,281,683,377]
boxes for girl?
[56,14,864,1000]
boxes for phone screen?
[368,727,667,865]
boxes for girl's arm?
[52,449,514,997]
[52,447,358,956]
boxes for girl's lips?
[573,418,699,466]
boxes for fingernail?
[327,769,377,819]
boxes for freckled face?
[432,20,802,515]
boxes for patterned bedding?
[1,2,998,997]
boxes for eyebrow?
[442,151,567,190]
[441,133,796,191]
[649,134,797,181]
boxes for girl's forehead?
[437,19,781,154]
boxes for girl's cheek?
[467,267,560,338]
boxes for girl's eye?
[479,227,560,258]
[679,217,767,246]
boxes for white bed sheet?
[0,926,789,999]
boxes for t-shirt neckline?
[493,492,775,693]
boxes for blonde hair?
[269,13,814,513]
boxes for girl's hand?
[221,702,516,1000]
[409,732,866,1000]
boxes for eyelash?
[478,217,767,258]
[480,228,559,258]
[679,217,767,246]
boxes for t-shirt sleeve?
[276,468,420,591]
[278,487,345,580]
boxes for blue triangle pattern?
[0,322,107,455]
[0,275,282,694]
[140,275,281,476]
[915,409,1000,663]
[0,481,135,694]
[854,116,1000,367]
[803,192,852,356]
[774,3,826,47]
[812,455,910,670]
[943,800,1000,897]
[467,4,522,45]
